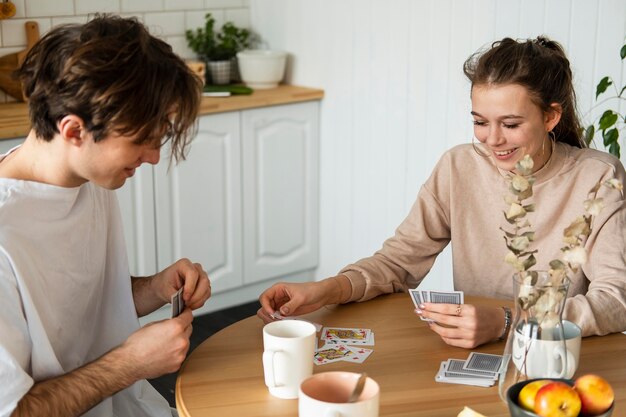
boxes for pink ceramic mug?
[298,371,380,417]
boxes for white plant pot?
[237,50,287,89]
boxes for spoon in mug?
[348,372,368,403]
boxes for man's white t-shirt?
[0,164,172,416]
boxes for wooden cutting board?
[0,21,39,101]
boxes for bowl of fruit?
[506,374,614,417]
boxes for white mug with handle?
[263,320,316,399]
[512,320,581,379]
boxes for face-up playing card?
[321,327,373,345]
[341,346,373,363]
[463,352,504,374]
[313,344,353,365]
[170,287,185,318]
[314,343,373,365]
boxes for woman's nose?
[485,127,505,147]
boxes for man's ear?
[545,103,563,133]
[57,115,87,146]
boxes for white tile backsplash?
[1,18,51,47]
[145,12,185,37]
[75,0,121,14]
[121,0,164,13]
[166,35,195,59]
[24,0,74,17]
[186,9,225,30]
[205,0,244,8]
[224,8,249,28]
[165,0,203,11]
[51,16,90,26]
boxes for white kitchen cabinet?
[117,100,320,318]
[242,102,319,283]
[153,111,243,294]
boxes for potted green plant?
[185,13,251,85]
[583,41,626,159]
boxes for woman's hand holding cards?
[418,302,507,349]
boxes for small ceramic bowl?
[237,49,287,89]
[506,378,614,417]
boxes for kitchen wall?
[0,0,250,103]
[249,0,626,289]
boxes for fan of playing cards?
[314,327,375,365]
[409,289,464,321]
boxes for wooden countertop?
[0,85,324,140]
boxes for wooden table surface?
[175,293,626,417]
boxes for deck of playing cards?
[170,287,185,318]
[314,327,375,365]
[435,352,503,387]
[409,289,464,321]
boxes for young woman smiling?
[256,37,626,349]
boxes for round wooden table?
[176,293,626,417]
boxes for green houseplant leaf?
[583,41,625,159]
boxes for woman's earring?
[548,130,556,142]
[471,136,490,158]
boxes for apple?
[534,381,581,417]
[574,374,614,415]
[518,379,551,411]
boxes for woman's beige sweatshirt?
[340,143,626,337]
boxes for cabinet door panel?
[116,165,156,276]
[154,112,243,293]
[242,102,319,283]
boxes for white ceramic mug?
[512,320,581,379]
[299,371,380,417]
[263,320,316,399]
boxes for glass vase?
[498,271,571,402]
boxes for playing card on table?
[463,352,504,374]
[170,287,185,318]
[321,327,374,345]
[313,344,353,365]
[314,343,373,365]
[341,346,373,364]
